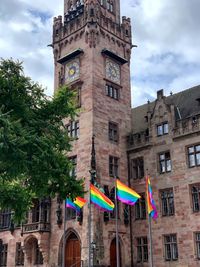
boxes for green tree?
[0,59,84,222]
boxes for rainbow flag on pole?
[146,176,158,219]
[116,179,141,205]
[90,184,114,212]
[66,197,86,214]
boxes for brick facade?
[128,88,200,267]
[1,1,200,267]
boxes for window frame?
[109,187,120,219]
[131,157,144,180]
[195,232,200,259]
[187,144,200,168]
[34,242,43,265]
[108,121,119,143]
[164,234,178,261]
[191,184,200,212]
[0,209,11,230]
[0,243,8,267]
[135,194,146,220]
[109,156,119,177]
[136,236,148,263]
[66,120,80,139]
[160,188,175,216]
[105,83,120,100]
[15,242,24,266]
[66,207,77,220]
[157,122,169,136]
[69,156,77,178]
[158,151,172,174]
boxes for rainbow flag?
[90,184,114,212]
[66,197,86,214]
[116,179,141,205]
[146,176,158,219]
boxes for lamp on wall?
[56,205,62,226]
[56,196,63,226]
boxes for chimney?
[157,89,164,100]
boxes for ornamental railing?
[173,115,200,138]
[22,222,50,234]
[127,131,151,150]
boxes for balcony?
[127,130,151,151]
[22,222,50,234]
[173,115,200,139]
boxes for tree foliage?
[0,59,84,222]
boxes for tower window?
[66,120,80,138]
[69,156,77,178]
[105,84,119,100]
[109,122,118,142]
[109,156,119,177]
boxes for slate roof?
[131,85,200,134]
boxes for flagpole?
[146,172,154,267]
[148,214,153,267]
[88,190,92,267]
[62,200,66,267]
[89,135,96,267]
[115,177,120,267]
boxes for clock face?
[106,59,120,84]
[65,59,80,83]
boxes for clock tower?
[52,0,132,266]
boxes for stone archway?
[22,235,44,266]
[110,238,122,267]
[65,232,81,267]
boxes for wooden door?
[110,238,121,267]
[65,233,81,267]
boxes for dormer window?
[106,0,114,12]
[110,1,114,12]
[157,122,169,136]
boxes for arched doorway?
[65,232,81,267]
[110,238,122,267]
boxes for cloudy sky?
[0,0,200,107]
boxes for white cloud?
[125,0,200,106]
[0,0,199,106]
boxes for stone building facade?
[0,0,200,267]
[127,86,200,267]
[0,0,132,266]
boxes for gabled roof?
[131,85,200,134]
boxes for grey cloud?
[0,0,200,107]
